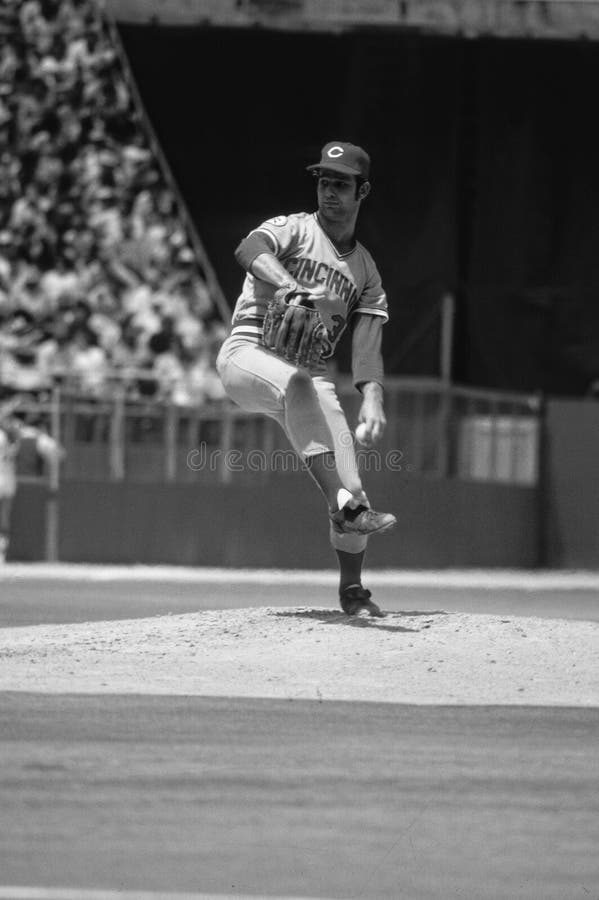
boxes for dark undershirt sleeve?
[234,232,277,271]
[351,313,385,390]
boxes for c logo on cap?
[327,146,344,158]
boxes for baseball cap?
[307,141,371,179]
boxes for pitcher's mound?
[1,606,597,706]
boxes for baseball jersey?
[231,212,388,357]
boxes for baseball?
[355,423,372,446]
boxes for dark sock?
[336,549,365,593]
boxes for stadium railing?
[15,377,542,489]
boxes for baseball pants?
[216,336,367,552]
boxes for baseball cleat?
[339,584,386,618]
[330,505,396,536]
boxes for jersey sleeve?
[354,249,389,322]
[249,214,303,259]
[351,314,384,388]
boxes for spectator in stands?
[66,323,108,396]
[0,0,226,402]
[35,315,72,385]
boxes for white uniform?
[0,422,62,562]
[217,211,389,553]
[0,429,18,499]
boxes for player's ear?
[357,181,371,200]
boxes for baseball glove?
[262,285,329,368]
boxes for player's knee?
[287,368,316,400]
[289,368,313,388]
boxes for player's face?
[316,171,361,222]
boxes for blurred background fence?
[8,380,552,569]
[15,379,541,486]
[13,365,599,571]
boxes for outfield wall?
[543,400,599,569]
[10,476,538,569]
[11,398,599,569]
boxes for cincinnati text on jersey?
[285,257,359,305]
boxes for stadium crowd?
[0,0,227,406]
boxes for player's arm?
[352,314,386,444]
[235,225,337,314]
[234,232,297,290]
[19,425,65,462]
[35,431,64,462]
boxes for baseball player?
[216,141,395,617]
[0,398,63,563]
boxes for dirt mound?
[1,607,597,705]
